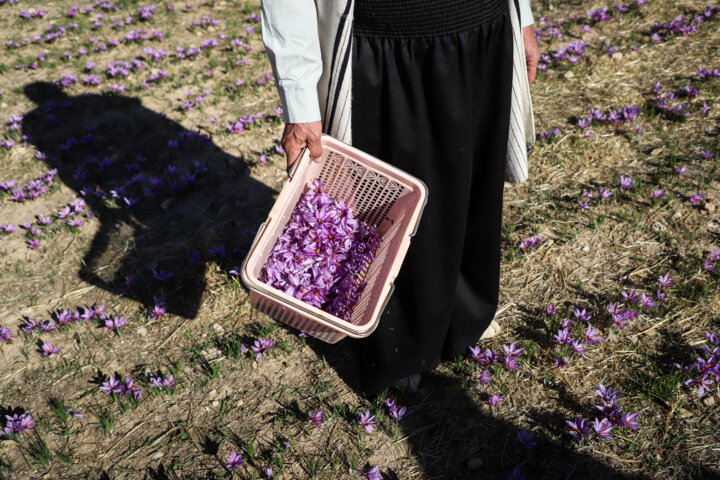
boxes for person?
[261,0,539,395]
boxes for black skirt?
[349,0,514,395]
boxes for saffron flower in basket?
[260,178,382,321]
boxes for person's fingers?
[282,121,323,173]
[527,60,537,85]
[282,123,300,172]
[306,129,323,161]
[522,25,540,86]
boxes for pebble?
[151,451,164,460]
[212,323,225,335]
[136,326,147,336]
[703,396,715,407]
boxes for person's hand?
[281,121,323,175]
[522,25,540,85]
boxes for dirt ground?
[0,0,719,479]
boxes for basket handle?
[287,146,307,180]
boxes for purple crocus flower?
[67,217,84,228]
[585,324,604,345]
[505,356,519,371]
[619,175,634,190]
[620,412,640,430]
[364,466,382,480]
[163,374,176,389]
[554,329,573,345]
[226,450,244,469]
[503,343,525,358]
[546,304,558,315]
[104,316,127,332]
[0,326,14,341]
[99,375,123,396]
[308,409,324,428]
[571,340,588,357]
[573,308,592,322]
[488,394,503,406]
[566,417,591,443]
[251,337,275,361]
[658,273,675,288]
[621,290,638,304]
[517,428,536,449]
[651,189,666,199]
[151,304,166,320]
[123,377,142,400]
[3,413,35,436]
[638,292,658,310]
[689,192,704,204]
[149,377,164,388]
[40,320,55,333]
[41,342,59,356]
[593,418,614,440]
[596,383,622,405]
[477,369,492,385]
[598,186,613,199]
[389,404,407,420]
[358,410,377,433]
[21,317,40,333]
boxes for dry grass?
[0,0,719,479]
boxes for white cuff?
[277,87,321,124]
[519,0,534,27]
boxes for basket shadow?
[20,81,276,319]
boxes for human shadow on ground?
[305,336,655,480]
[21,81,276,318]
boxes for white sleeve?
[260,0,323,123]
[519,0,534,28]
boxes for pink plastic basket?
[241,134,428,344]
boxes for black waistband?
[353,0,508,38]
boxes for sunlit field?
[0,0,718,478]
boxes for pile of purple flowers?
[226,113,263,133]
[99,375,142,401]
[469,343,524,404]
[695,67,720,80]
[702,247,720,272]
[651,4,720,41]
[2,413,35,437]
[676,331,719,398]
[566,383,639,444]
[384,398,407,420]
[261,178,381,321]
[518,235,543,252]
[0,168,57,203]
[548,306,603,367]
[149,374,176,390]
[539,127,561,142]
[577,185,613,209]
